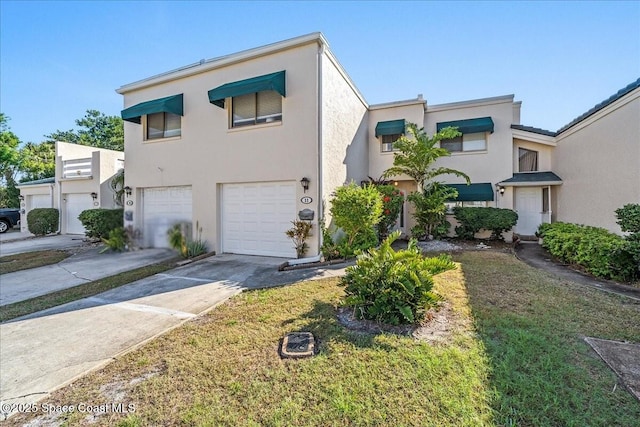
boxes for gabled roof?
[510,124,556,137]
[557,78,640,134]
[499,172,563,186]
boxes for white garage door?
[29,194,51,210]
[142,186,192,248]
[65,193,93,234]
[222,181,297,258]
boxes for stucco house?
[17,141,124,234]
[117,32,638,257]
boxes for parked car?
[0,208,20,233]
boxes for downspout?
[547,185,552,224]
[316,40,324,256]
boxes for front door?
[515,187,542,235]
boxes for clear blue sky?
[2,1,639,144]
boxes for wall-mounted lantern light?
[300,177,310,193]
[495,185,505,196]
[124,186,132,197]
[90,192,98,200]
[19,195,24,201]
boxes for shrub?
[408,183,457,240]
[27,208,59,236]
[374,185,404,241]
[453,207,518,240]
[616,204,640,233]
[78,208,123,239]
[340,230,455,325]
[168,221,208,258]
[319,219,341,261]
[538,222,638,282]
[329,182,383,256]
[100,227,128,253]
[285,220,313,258]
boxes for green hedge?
[453,207,518,240]
[78,208,123,239]
[27,208,59,236]
[538,222,638,282]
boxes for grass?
[7,251,640,426]
[0,262,175,322]
[0,249,70,274]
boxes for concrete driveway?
[0,254,347,419]
[0,234,88,256]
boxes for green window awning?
[445,183,495,201]
[375,119,406,137]
[121,94,184,124]
[208,70,286,108]
[437,117,494,134]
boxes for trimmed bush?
[538,222,638,282]
[27,208,59,236]
[78,208,123,239]
[340,230,455,325]
[453,207,518,240]
[616,204,640,233]
[374,185,404,241]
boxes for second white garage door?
[142,186,192,248]
[65,193,94,234]
[222,182,296,258]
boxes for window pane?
[257,90,282,123]
[232,93,256,127]
[441,136,462,152]
[463,133,486,151]
[462,201,487,207]
[519,148,538,172]
[147,113,164,139]
[542,187,549,212]
[164,113,181,137]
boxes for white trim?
[117,33,326,94]
[499,181,562,187]
[427,94,515,112]
[512,129,557,146]
[370,96,425,110]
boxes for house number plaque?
[300,196,313,204]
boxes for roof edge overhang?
[116,32,327,94]
[427,94,515,112]
[499,181,563,187]
[512,128,557,146]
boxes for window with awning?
[444,183,495,202]
[208,71,286,108]
[121,94,184,124]
[375,119,406,137]
[436,116,494,134]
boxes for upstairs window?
[231,90,282,128]
[146,112,181,140]
[441,132,487,153]
[519,148,538,172]
[381,133,401,152]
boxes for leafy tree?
[382,123,470,239]
[374,184,404,241]
[45,110,124,151]
[382,123,469,192]
[0,114,22,207]
[19,142,55,182]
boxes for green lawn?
[7,251,640,427]
[0,249,70,275]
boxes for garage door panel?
[143,186,192,248]
[65,194,94,234]
[222,181,296,258]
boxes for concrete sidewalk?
[0,247,176,306]
[0,254,348,419]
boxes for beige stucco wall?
[320,48,369,236]
[553,89,640,234]
[121,42,322,254]
[367,100,425,180]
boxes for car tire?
[0,220,9,233]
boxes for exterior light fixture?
[19,195,24,201]
[90,192,98,200]
[124,186,132,197]
[495,184,506,196]
[300,177,310,193]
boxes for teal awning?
[375,119,405,137]
[208,70,286,108]
[445,183,494,201]
[437,117,494,134]
[121,94,184,124]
